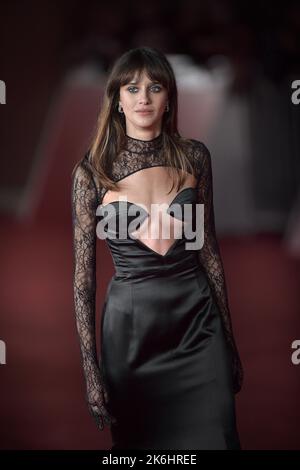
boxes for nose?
[138,88,150,104]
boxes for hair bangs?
[118,52,170,90]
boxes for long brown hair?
[73,46,196,195]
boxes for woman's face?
[119,69,168,135]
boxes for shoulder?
[188,138,211,159]
[181,137,211,175]
[71,152,97,192]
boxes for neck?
[125,131,163,153]
[125,127,162,142]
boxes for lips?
[136,110,153,113]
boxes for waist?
[113,250,202,281]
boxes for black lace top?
[71,133,243,414]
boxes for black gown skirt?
[99,197,241,450]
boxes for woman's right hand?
[85,364,117,430]
[87,392,116,431]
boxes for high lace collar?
[125,132,163,153]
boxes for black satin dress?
[95,136,241,450]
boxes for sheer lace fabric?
[71,133,243,419]
[195,144,244,393]
[71,161,115,428]
[99,133,167,204]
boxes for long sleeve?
[71,159,114,427]
[195,143,244,394]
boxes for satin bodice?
[97,186,201,279]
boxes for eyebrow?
[128,80,161,85]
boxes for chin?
[134,119,156,127]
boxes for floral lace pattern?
[194,142,244,394]
[71,159,116,429]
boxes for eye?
[126,85,162,93]
[127,86,138,93]
[151,85,162,92]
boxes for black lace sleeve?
[71,158,115,429]
[195,142,244,394]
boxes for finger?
[100,405,117,425]
[90,402,117,428]
[91,408,104,430]
[100,405,113,422]
[98,417,104,430]
[88,404,105,427]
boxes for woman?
[71,46,244,450]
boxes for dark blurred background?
[0,0,300,450]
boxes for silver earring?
[165,103,169,112]
[118,103,124,113]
